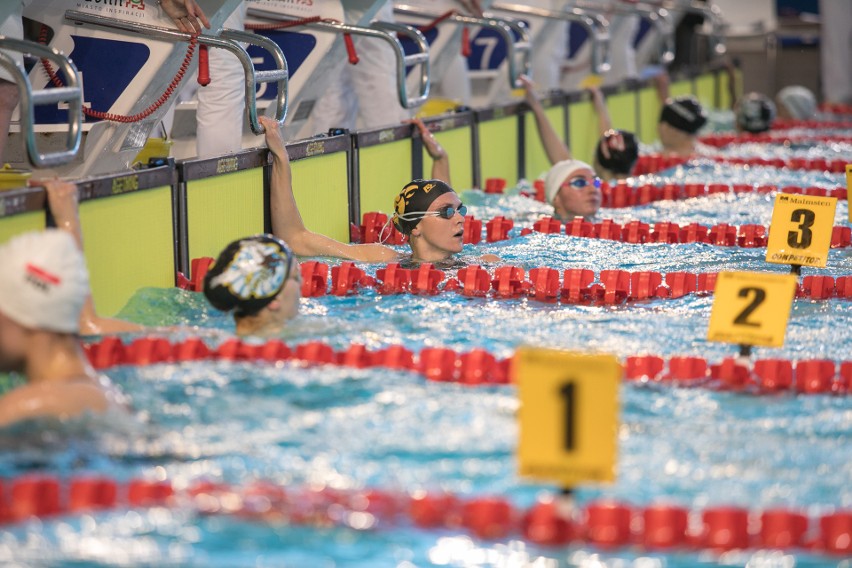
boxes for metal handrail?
[63,10,289,135]
[369,21,430,109]
[0,37,82,168]
[491,2,612,75]
[247,7,431,109]
[394,4,532,88]
[621,0,726,58]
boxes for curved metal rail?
[63,10,289,135]
[247,7,431,109]
[0,37,82,168]
[394,4,532,89]
[491,2,611,75]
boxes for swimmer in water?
[261,115,499,267]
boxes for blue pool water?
[1,154,851,566]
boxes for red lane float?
[175,260,852,305]
[84,337,852,396]
[354,212,852,251]
[1,475,849,556]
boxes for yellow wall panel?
[639,86,661,145]
[608,91,636,134]
[80,187,174,316]
[0,211,44,245]
[187,168,265,262]
[670,79,694,98]
[568,100,597,165]
[695,73,716,110]
[525,105,563,181]
[425,127,473,193]
[360,140,411,216]
[479,116,519,186]
[290,152,350,243]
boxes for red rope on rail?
[83,336,852,396]
[39,24,199,123]
[2,474,850,554]
[415,9,457,33]
[243,15,323,32]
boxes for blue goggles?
[399,204,467,221]
[567,176,602,190]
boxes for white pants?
[309,2,411,133]
[819,0,852,104]
[196,3,247,158]
[0,1,26,83]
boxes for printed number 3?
[733,286,766,327]
[560,382,575,451]
[787,208,815,249]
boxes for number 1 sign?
[707,272,798,348]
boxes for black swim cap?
[203,235,295,318]
[736,92,777,133]
[392,179,454,235]
[660,96,707,134]
[595,129,639,175]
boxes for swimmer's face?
[0,310,26,373]
[410,191,466,257]
[553,166,601,219]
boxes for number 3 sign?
[707,271,798,348]
[766,193,837,268]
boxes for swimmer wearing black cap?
[260,116,499,267]
[203,235,302,336]
[734,92,777,134]
[658,95,708,157]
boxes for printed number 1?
[559,382,576,451]
[787,208,815,249]
[733,286,766,327]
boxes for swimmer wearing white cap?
[0,230,129,427]
[519,76,603,221]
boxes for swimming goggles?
[566,177,602,190]
[396,204,467,221]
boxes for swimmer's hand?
[158,0,210,34]
[260,115,288,160]
[518,74,540,108]
[405,118,446,161]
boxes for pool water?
[1,148,851,566]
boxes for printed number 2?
[787,208,815,249]
[733,287,766,327]
[559,382,576,451]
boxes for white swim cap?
[544,159,594,205]
[777,85,817,120]
[0,230,90,333]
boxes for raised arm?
[589,87,613,137]
[262,117,399,263]
[408,118,451,185]
[520,75,571,165]
[38,179,144,335]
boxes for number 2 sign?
[707,271,798,348]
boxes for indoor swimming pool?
[0,152,850,566]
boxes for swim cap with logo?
[595,129,639,175]
[736,92,777,133]
[659,96,707,134]
[203,235,295,317]
[0,230,90,333]
[392,179,454,235]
